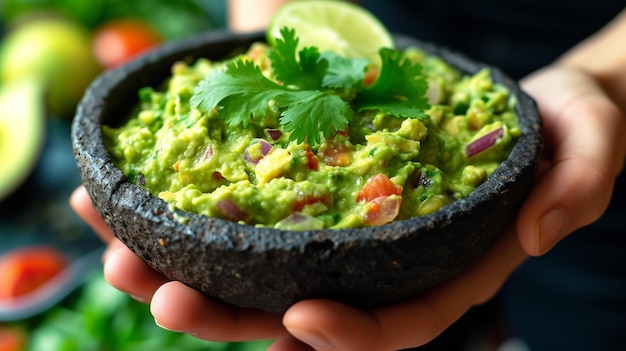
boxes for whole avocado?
[0,16,101,119]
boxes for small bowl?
[72,31,542,313]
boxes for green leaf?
[191,59,289,127]
[355,48,429,118]
[190,29,428,147]
[320,51,368,89]
[269,27,328,90]
[278,91,353,145]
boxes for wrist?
[555,10,626,114]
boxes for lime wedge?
[267,0,394,60]
[0,77,45,200]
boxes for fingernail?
[154,318,171,331]
[154,318,186,333]
[288,328,333,349]
[131,294,148,303]
[536,206,568,255]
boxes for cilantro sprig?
[356,48,430,117]
[190,27,430,146]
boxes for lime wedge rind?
[267,0,394,60]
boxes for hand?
[68,66,626,351]
[70,185,527,350]
[70,186,288,341]
[515,65,626,256]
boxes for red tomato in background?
[0,246,68,300]
[92,18,162,69]
[0,325,26,351]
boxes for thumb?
[517,68,625,256]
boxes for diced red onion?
[465,127,504,158]
[243,139,273,164]
[364,196,401,226]
[216,199,248,222]
[264,128,283,141]
[275,212,324,230]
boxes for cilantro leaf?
[190,59,289,127]
[355,48,430,118]
[190,28,429,147]
[190,56,353,146]
[320,51,368,89]
[278,92,353,145]
[269,27,328,90]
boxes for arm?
[227,0,289,32]
[557,9,626,113]
[515,9,626,256]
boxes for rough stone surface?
[72,31,543,313]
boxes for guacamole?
[103,43,520,230]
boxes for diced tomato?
[363,67,380,86]
[0,246,68,300]
[364,195,402,226]
[293,194,331,212]
[92,18,162,69]
[0,325,26,351]
[305,145,319,171]
[357,173,403,202]
[318,141,352,167]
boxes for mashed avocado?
[103,42,520,230]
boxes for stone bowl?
[72,30,542,313]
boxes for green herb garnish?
[190,27,430,145]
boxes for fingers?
[70,185,165,301]
[517,67,626,256]
[267,336,315,351]
[150,281,287,342]
[69,185,115,243]
[283,226,527,351]
[284,299,382,350]
[103,243,169,303]
[70,184,288,343]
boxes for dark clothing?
[361,1,626,350]
[362,0,625,79]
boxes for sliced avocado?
[0,17,100,119]
[0,77,45,200]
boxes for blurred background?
[0,1,271,349]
